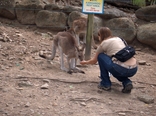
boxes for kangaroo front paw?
[93,45,97,49]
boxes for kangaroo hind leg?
[70,58,85,74]
[58,46,69,72]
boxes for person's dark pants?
[97,53,138,88]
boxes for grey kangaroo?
[40,30,85,74]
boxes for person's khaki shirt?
[97,37,126,57]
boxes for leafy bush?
[132,0,146,7]
[132,0,156,7]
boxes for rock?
[44,3,61,11]
[105,17,136,43]
[135,5,156,22]
[137,23,156,50]
[35,10,68,31]
[18,81,33,87]
[15,0,43,24]
[118,112,126,116]
[62,5,82,14]
[80,102,86,106]
[0,0,16,19]
[0,33,10,42]
[138,60,146,65]
[41,83,49,89]
[25,102,30,107]
[43,79,50,83]
[97,89,103,94]
[39,51,47,59]
[137,94,154,104]
[34,56,43,60]
[146,63,151,66]
[97,7,128,19]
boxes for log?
[104,0,140,10]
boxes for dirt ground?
[0,17,156,116]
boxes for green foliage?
[133,0,156,7]
[132,0,146,7]
[147,0,156,5]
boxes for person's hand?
[80,60,88,65]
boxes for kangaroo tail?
[48,35,58,60]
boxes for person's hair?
[98,27,112,41]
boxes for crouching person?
[80,27,138,93]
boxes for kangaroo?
[72,17,97,49]
[40,30,85,74]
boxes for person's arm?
[80,52,99,65]
[80,42,105,65]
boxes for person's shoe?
[98,84,111,91]
[122,83,133,93]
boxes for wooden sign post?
[85,14,94,60]
[82,0,104,60]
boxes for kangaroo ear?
[80,41,86,48]
[83,42,86,47]
[75,45,80,52]
[73,25,78,32]
[80,41,83,45]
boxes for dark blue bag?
[113,38,135,62]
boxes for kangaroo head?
[75,41,86,61]
[73,18,87,34]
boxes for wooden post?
[85,14,94,60]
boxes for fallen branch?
[104,0,140,10]
[15,76,98,84]
[133,81,156,86]
[14,76,156,86]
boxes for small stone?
[39,51,47,59]
[137,94,154,104]
[34,56,42,60]
[97,89,103,94]
[18,81,33,87]
[135,48,142,51]
[138,60,146,65]
[19,67,24,70]
[39,51,44,56]
[25,57,30,61]
[43,79,50,83]
[15,31,20,33]
[16,33,23,37]
[16,88,24,90]
[118,112,126,116]
[52,102,58,106]
[80,102,86,106]
[47,32,53,36]
[146,63,151,66]
[41,83,49,89]
[25,102,30,107]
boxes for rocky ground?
[0,16,156,116]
